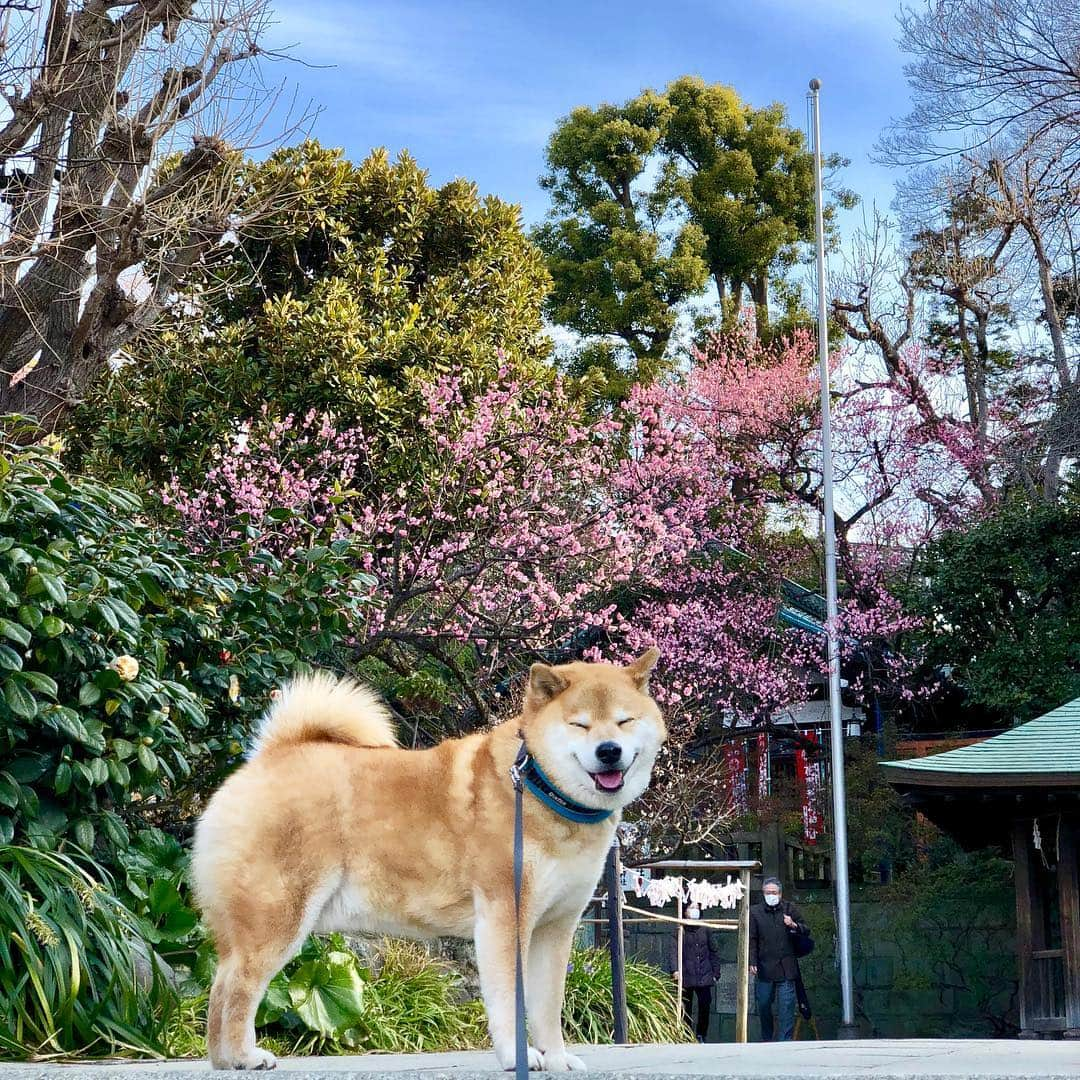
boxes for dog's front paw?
[224,1047,277,1070]
[498,1045,545,1071]
[541,1049,587,1072]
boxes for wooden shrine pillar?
[1013,818,1036,1037]
[1014,812,1080,1037]
[1059,817,1080,1038]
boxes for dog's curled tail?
[251,671,397,755]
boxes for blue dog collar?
[511,744,613,825]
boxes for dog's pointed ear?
[527,663,568,707]
[625,647,660,691]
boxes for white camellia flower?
[110,655,139,681]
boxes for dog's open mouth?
[591,770,625,793]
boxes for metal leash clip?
[510,742,528,792]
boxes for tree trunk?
[749,272,769,335]
[0,1,270,433]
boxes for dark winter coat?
[666,924,723,988]
[748,899,808,983]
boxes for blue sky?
[262,0,913,233]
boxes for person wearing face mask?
[666,904,722,1042]
[748,877,808,1041]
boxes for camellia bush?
[0,433,376,863]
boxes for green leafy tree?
[72,141,553,483]
[534,94,709,377]
[535,77,852,385]
[909,497,1080,723]
[659,76,822,322]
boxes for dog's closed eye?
[569,721,590,729]
[617,718,635,727]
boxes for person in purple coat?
[666,904,723,1042]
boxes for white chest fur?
[526,829,615,926]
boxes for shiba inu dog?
[191,649,666,1071]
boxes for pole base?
[835,1021,861,1040]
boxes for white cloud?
[266,2,447,86]
[763,0,901,32]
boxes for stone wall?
[613,887,1019,1042]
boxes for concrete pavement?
[1,1040,1078,1079]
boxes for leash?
[508,739,611,1074]
[510,742,529,1080]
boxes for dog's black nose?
[595,741,623,767]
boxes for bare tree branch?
[881,1,1080,178]
[0,0,311,430]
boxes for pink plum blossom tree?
[160,329,932,851]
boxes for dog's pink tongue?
[595,771,624,791]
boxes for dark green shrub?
[0,438,205,854]
[0,436,376,864]
[880,846,1018,1035]
[907,497,1080,724]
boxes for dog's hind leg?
[209,946,289,1070]
[473,892,544,1071]
[206,954,228,1063]
[526,919,587,1073]
[206,880,335,1069]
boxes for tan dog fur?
[191,651,666,1071]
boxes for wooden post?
[604,841,629,1044]
[1013,818,1035,1036]
[675,879,684,1011]
[762,821,782,882]
[1058,816,1080,1037]
[736,868,752,1043]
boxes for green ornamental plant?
[117,828,205,979]
[0,845,176,1059]
[249,939,686,1055]
[253,935,487,1055]
[561,948,687,1045]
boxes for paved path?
[1,1040,1078,1079]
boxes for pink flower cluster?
[162,331,926,734]
[161,411,364,559]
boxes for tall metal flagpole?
[809,77,856,1037]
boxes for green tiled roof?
[880,695,1080,785]
[780,579,828,624]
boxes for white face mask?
[687,908,700,920]
[764,893,781,907]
